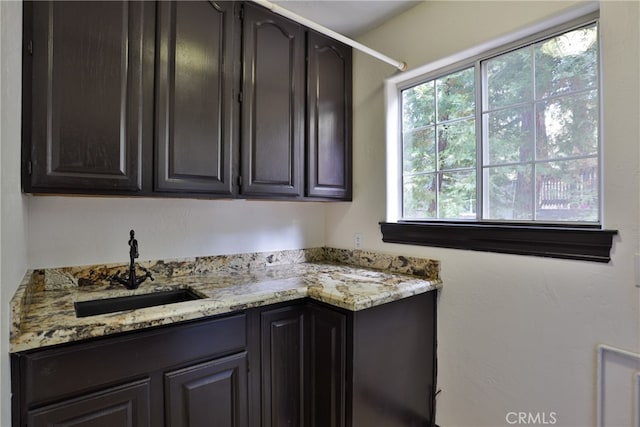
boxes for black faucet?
[111,230,154,289]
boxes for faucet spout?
[112,230,154,290]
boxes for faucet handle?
[140,266,154,282]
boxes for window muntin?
[399,22,599,224]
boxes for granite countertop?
[10,247,441,353]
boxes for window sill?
[379,221,618,263]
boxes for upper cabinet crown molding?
[22,0,352,201]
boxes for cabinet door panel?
[27,1,148,192]
[155,1,236,194]
[165,352,248,427]
[241,4,304,197]
[307,31,352,199]
[27,379,150,427]
[306,304,346,427]
[261,306,305,427]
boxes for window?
[401,23,599,223]
[383,10,617,262]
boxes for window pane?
[438,119,476,170]
[437,68,475,121]
[536,158,598,222]
[485,106,534,165]
[402,82,435,131]
[535,24,598,99]
[397,21,599,225]
[536,90,598,159]
[403,174,437,219]
[403,127,435,174]
[485,46,532,110]
[440,171,476,219]
[484,165,533,220]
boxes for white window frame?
[385,3,602,225]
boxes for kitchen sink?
[74,288,204,318]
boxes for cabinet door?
[261,305,305,427]
[155,1,237,194]
[241,3,304,197]
[165,352,248,427]
[306,31,352,200]
[25,1,151,193]
[306,304,346,427]
[27,379,150,427]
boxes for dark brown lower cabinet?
[251,292,437,427]
[254,302,348,427]
[12,292,437,427]
[349,291,437,427]
[165,352,248,427]
[11,314,247,427]
[306,303,347,427]
[259,305,306,427]
[27,379,151,427]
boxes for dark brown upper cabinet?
[306,31,353,200]
[240,3,305,197]
[23,1,154,193]
[155,1,238,195]
[22,1,352,201]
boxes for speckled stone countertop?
[10,247,441,353]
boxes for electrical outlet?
[354,233,362,249]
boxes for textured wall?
[1,1,28,426]
[27,197,327,268]
[326,1,640,426]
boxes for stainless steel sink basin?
[74,289,204,318]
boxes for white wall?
[327,1,640,426]
[0,1,28,426]
[27,197,327,268]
